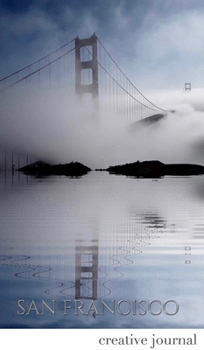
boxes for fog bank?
[1,87,204,170]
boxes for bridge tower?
[184,82,191,92]
[75,33,99,108]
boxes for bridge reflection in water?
[71,212,165,302]
[75,240,99,300]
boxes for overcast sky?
[1,0,204,90]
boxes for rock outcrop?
[18,161,91,177]
[106,160,204,178]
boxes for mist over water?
[1,86,204,170]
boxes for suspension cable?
[84,46,158,112]
[0,38,75,83]
[0,47,75,93]
[97,37,168,113]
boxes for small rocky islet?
[18,161,91,177]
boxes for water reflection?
[73,212,167,303]
[75,240,99,300]
[1,172,204,328]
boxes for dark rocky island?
[18,161,91,177]
[105,160,204,178]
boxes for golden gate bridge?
[0,33,167,124]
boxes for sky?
[1,0,204,169]
[1,0,204,89]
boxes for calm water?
[0,170,204,328]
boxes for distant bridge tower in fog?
[184,82,191,92]
[75,33,99,108]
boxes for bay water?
[0,170,204,328]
